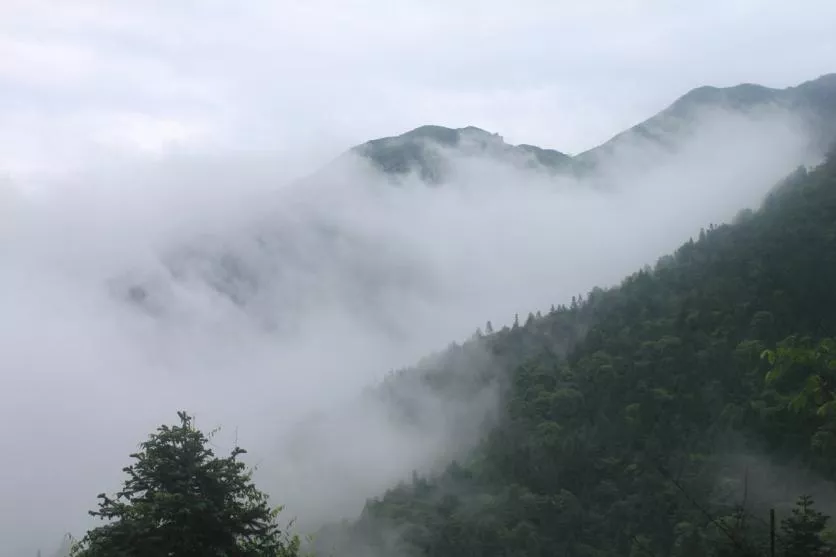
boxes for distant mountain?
[112,73,836,334]
[341,73,836,183]
[344,125,573,184]
[574,73,836,170]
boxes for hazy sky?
[1,0,835,178]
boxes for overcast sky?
[1,0,835,179]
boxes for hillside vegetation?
[312,149,836,557]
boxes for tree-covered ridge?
[314,151,836,557]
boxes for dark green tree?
[780,495,831,557]
[71,411,301,557]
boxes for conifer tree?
[71,411,300,557]
[781,495,831,557]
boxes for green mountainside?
[313,150,836,556]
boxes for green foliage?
[71,411,301,557]
[312,148,836,556]
[762,336,836,415]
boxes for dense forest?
[310,149,836,557]
[67,149,836,557]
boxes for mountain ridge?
[341,73,836,182]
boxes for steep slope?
[314,150,836,556]
[339,73,836,184]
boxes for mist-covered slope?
[338,73,836,184]
[314,151,836,556]
[574,73,836,172]
[4,73,833,557]
[108,74,833,339]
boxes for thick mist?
[0,105,819,556]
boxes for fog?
[716,450,836,519]
[0,104,820,556]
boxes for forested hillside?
[314,150,836,557]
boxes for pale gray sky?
[1,0,835,178]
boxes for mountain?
[313,150,836,556]
[346,125,574,184]
[574,73,836,170]
[344,73,836,183]
[115,74,835,325]
[63,74,836,557]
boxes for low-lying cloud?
[0,104,821,556]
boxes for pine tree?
[71,411,301,557]
[485,320,494,334]
[780,495,831,557]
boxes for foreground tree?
[781,495,832,557]
[71,411,300,557]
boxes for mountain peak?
[350,125,569,182]
[674,82,779,110]
[368,125,499,147]
[340,72,836,184]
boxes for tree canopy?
[71,411,301,557]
